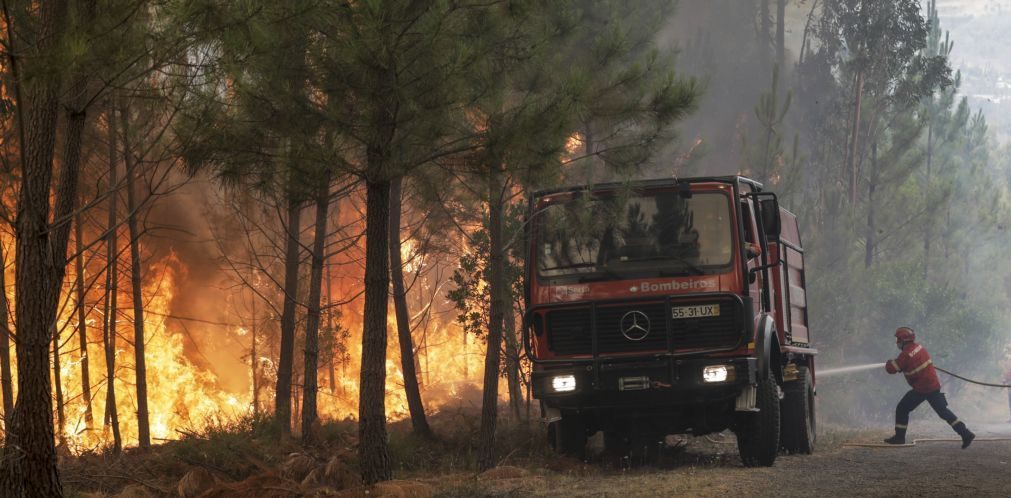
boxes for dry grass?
[60,407,880,497]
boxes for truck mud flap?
[736,385,758,412]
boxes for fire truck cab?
[523,176,815,466]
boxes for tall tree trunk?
[799,0,819,66]
[293,378,301,433]
[760,0,772,61]
[847,69,864,205]
[865,141,877,268]
[360,178,393,484]
[924,120,933,279]
[53,324,65,447]
[75,213,94,429]
[2,0,70,494]
[103,102,123,454]
[477,167,506,471]
[302,174,330,443]
[122,107,150,449]
[276,189,302,439]
[251,267,259,416]
[776,0,786,70]
[0,245,13,428]
[326,261,336,395]
[502,303,522,421]
[389,177,433,438]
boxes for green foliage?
[319,308,352,373]
[447,204,525,342]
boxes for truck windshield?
[537,191,733,280]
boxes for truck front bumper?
[532,357,757,410]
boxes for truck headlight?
[703,365,734,383]
[551,374,577,392]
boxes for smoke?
[648,1,1011,429]
[142,174,252,395]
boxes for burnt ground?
[438,422,1011,497]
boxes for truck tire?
[735,368,781,467]
[780,366,816,454]
[548,416,586,456]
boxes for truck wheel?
[780,366,815,454]
[548,416,587,456]
[735,368,781,467]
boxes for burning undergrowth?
[23,177,500,456]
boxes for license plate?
[672,304,720,319]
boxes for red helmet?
[895,327,915,342]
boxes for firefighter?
[883,326,975,448]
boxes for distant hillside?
[937,0,1011,143]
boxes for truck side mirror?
[760,198,781,238]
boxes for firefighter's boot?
[883,428,906,445]
[953,422,974,449]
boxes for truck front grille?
[545,297,743,356]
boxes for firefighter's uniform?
[884,329,974,448]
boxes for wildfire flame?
[2,215,499,453]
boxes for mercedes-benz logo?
[620,311,650,341]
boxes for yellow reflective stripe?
[908,345,923,357]
[889,360,900,371]
[903,359,932,376]
[949,419,960,426]
[895,424,907,429]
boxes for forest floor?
[438,422,1011,497]
[60,414,1011,497]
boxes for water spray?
[817,362,881,378]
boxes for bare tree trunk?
[53,324,65,447]
[503,304,522,421]
[776,0,786,69]
[847,69,864,205]
[276,189,302,439]
[122,106,150,449]
[462,331,469,380]
[251,268,259,416]
[760,0,772,61]
[389,177,433,438]
[865,141,877,268]
[302,174,330,443]
[326,262,336,395]
[360,178,393,484]
[293,379,301,434]
[478,167,507,471]
[924,120,933,279]
[103,101,122,454]
[75,213,94,429]
[1,0,70,493]
[0,245,13,428]
[799,0,819,66]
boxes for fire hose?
[843,365,1011,448]
[934,366,1011,388]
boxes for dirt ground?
[440,421,1011,497]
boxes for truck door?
[741,200,766,317]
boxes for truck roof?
[531,176,765,198]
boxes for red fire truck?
[523,176,815,466]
